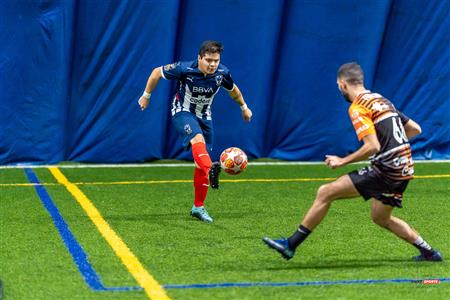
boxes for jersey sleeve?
[161,62,184,80]
[221,70,235,91]
[349,105,376,141]
[396,109,410,125]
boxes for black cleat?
[262,237,295,260]
[209,162,221,189]
[413,250,443,262]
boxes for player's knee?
[190,134,205,144]
[198,155,212,173]
[371,213,390,228]
[191,141,212,173]
[195,162,211,177]
[316,184,334,203]
[204,157,212,169]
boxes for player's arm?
[228,84,252,122]
[397,109,421,139]
[403,119,422,139]
[325,134,380,169]
[326,105,380,169]
[138,67,163,111]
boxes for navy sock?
[287,225,312,250]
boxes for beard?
[341,90,352,103]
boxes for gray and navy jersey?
[161,60,234,120]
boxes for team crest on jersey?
[215,75,223,86]
[184,124,192,135]
[164,63,177,71]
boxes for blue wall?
[1,0,449,164]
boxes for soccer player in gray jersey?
[138,41,252,223]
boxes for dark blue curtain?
[1,0,449,164]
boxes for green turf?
[1,163,449,299]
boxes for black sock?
[287,225,312,250]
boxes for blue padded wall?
[1,0,449,164]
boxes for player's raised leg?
[370,200,442,261]
[263,174,359,260]
[201,121,221,189]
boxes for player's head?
[337,62,364,103]
[198,40,223,75]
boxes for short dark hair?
[199,40,224,57]
[337,62,364,85]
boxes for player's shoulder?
[348,102,360,116]
[182,60,197,69]
[356,92,384,103]
[348,101,370,117]
[354,92,389,109]
[216,63,231,74]
[163,60,196,72]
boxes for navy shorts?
[172,112,213,151]
[348,166,409,208]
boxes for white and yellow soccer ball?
[220,147,248,175]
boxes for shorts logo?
[358,169,367,175]
[358,166,372,175]
[184,124,192,134]
[215,75,223,86]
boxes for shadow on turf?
[264,258,417,271]
[104,211,259,223]
[104,213,233,228]
[106,213,186,221]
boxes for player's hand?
[242,107,252,122]
[138,96,150,111]
[325,155,344,169]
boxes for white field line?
[0,160,449,169]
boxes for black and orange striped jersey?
[349,92,413,181]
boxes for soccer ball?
[220,147,248,175]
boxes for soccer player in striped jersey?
[138,41,252,223]
[263,62,442,262]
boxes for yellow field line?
[414,174,450,179]
[48,167,170,300]
[1,174,449,187]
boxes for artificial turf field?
[0,162,449,299]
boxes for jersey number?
[392,117,408,144]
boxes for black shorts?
[348,166,409,208]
